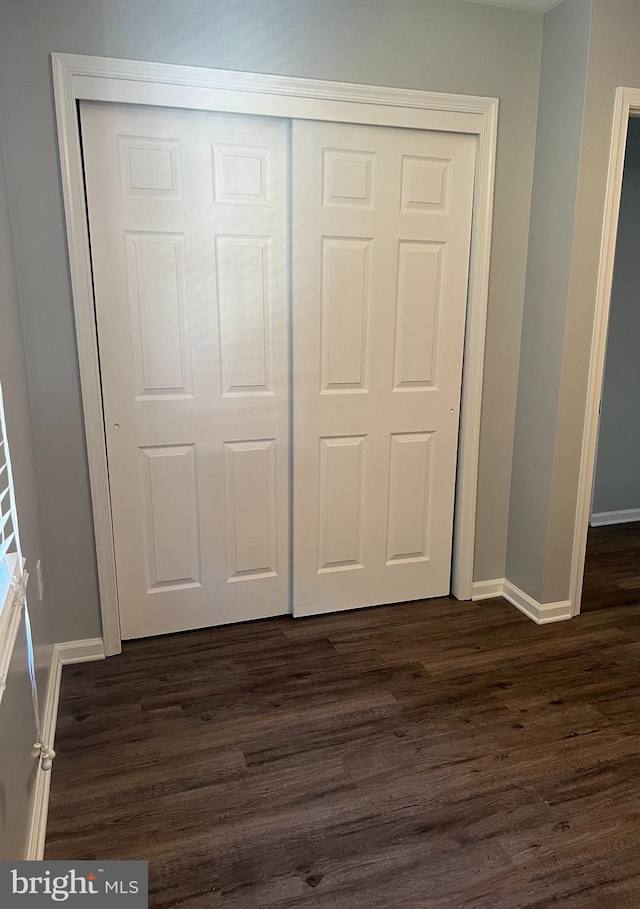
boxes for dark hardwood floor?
[45,525,640,907]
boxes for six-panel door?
[292,121,476,616]
[81,103,290,638]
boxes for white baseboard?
[56,637,106,665]
[590,508,640,527]
[502,581,572,625]
[25,637,105,860]
[472,578,572,625]
[471,578,506,600]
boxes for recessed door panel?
[320,238,372,393]
[212,144,270,205]
[318,435,366,571]
[125,232,191,398]
[322,148,376,208]
[400,155,449,211]
[393,241,443,390]
[216,236,272,395]
[118,136,183,199]
[224,439,278,580]
[141,444,200,589]
[386,432,433,564]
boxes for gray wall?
[506,0,640,605]
[0,0,543,642]
[543,0,640,602]
[0,115,54,856]
[506,0,591,602]
[592,117,640,515]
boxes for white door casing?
[570,89,640,616]
[81,103,290,638]
[54,55,498,654]
[292,121,476,616]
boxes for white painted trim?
[25,645,61,860]
[52,57,122,656]
[25,638,105,859]
[502,580,572,625]
[570,87,640,619]
[52,54,499,648]
[472,577,571,624]
[55,54,497,122]
[451,92,498,601]
[0,561,26,705]
[590,508,640,527]
[471,578,506,600]
[56,637,106,665]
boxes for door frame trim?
[52,52,498,655]
[569,87,640,617]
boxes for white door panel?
[292,120,475,616]
[81,103,289,638]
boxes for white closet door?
[292,120,475,616]
[81,103,290,639]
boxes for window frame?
[0,380,26,696]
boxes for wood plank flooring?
[45,525,640,907]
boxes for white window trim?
[52,53,499,656]
[0,554,28,702]
[0,375,27,700]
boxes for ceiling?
[462,0,565,12]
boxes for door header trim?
[52,53,498,655]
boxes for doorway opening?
[582,116,640,613]
[572,91,640,617]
